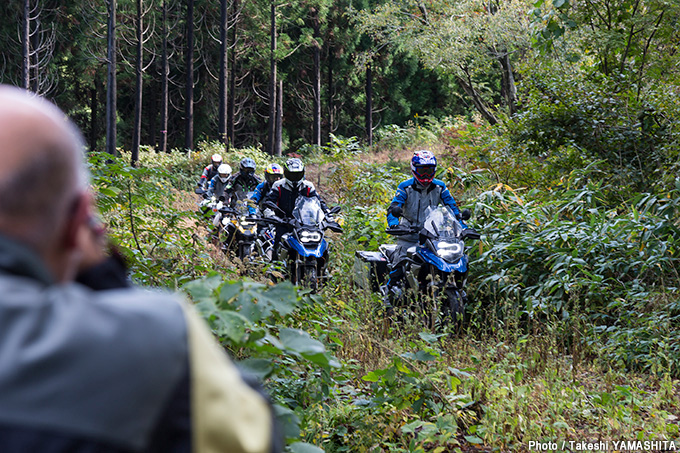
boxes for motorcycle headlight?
[299,230,322,243]
[438,241,463,262]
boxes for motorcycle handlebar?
[385,227,418,236]
[386,226,482,240]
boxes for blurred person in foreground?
[0,85,280,453]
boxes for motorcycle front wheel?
[297,265,318,292]
[237,241,254,260]
[443,286,466,325]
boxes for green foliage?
[88,151,209,287]
[463,165,680,376]
[505,69,679,191]
[196,141,286,172]
[373,115,445,152]
[355,0,533,120]
[183,276,339,370]
[182,274,341,443]
[531,0,680,82]
[135,147,204,191]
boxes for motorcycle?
[360,206,480,327]
[193,187,226,245]
[213,195,258,260]
[262,197,342,291]
[253,221,276,262]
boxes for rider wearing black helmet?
[262,158,329,260]
[225,157,261,207]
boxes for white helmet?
[211,154,223,166]
[218,163,232,183]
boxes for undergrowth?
[89,128,680,452]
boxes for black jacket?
[262,179,328,218]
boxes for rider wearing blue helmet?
[384,150,466,302]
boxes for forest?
[2,0,680,451]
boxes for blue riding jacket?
[387,178,464,234]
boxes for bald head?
[0,85,88,251]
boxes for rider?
[225,157,262,207]
[206,163,233,200]
[248,163,284,215]
[384,150,466,302]
[206,164,232,239]
[262,158,329,260]
[197,153,223,191]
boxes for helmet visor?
[414,165,436,179]
[266,173,283,184]
[285,170,304,183]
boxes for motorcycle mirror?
[461,208,471,221]
[264,201,286,216]
[462,228,481,240]
[389,205,403,218]
[194,187,205,195]
[326,221,343,233]
[329,205,342,215]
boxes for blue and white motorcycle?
[381,206,480,326]
[263,196,342,291]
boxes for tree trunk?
[275,80,282,156]
[30,13,39,93]
[148,67,158,149]
[327,47,334,143]
[311,7,321,147]
[21,0,30,90]
[160,0,169,153]
[185,0,195,153]
[267,1,277,155]
[89,73,100,151]
[131,0,143,166]
[105,0,117,156]
[498,52,517,116]
[218,0,228,145]
[365,64,372,147]
[227,0,238,148]
[455,70,497,125]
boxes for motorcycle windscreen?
[293,196,325,226]
[421,206,464,239]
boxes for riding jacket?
[262,179,327,218]
[207,174,230,199]
[248,180,273,215]
[387,178,463,241]
[0,234,276,453]
[225,172,262,207]
[198,164,220,189]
